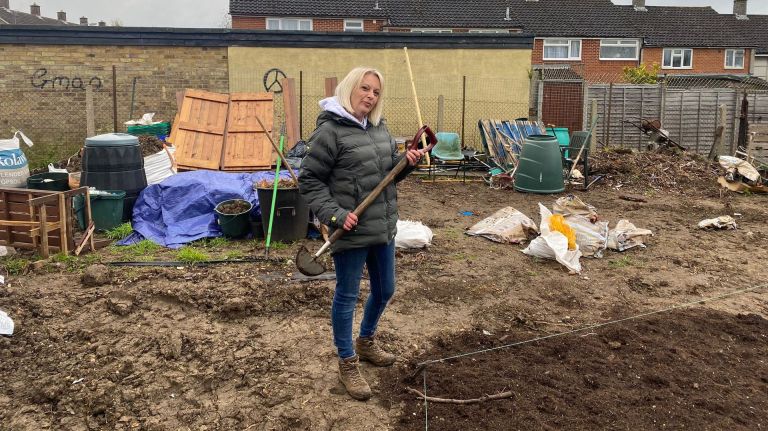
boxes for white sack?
[145,145,176,185]
[698,216,737,230]
[0,310,14,336]
[0,131,33,188]
[565,215,609,258]
[466,206,538,244]
[718,155,760,182]
[607,219,653,251]
[553,195,598,219]
[522,203,582,273]
[395,220,433,249]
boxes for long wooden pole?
[403,47,430,164]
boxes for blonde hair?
[335,67,385,126]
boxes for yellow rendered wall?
[228,46,531,149]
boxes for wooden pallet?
[171,89,275,172]
[0,187,93,258]
[749,124,768,160]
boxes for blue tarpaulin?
[119,170,291,248]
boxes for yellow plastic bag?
[549,214,577,250]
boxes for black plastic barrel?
[214,199,252,239]
[80,133,147,222]
[256,187,309,242]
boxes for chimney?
[734,0,748,18]
[0,0,9,9]
[30,3,40,16]
[633,0,647,11]
[98,21,106,27]
[57,10,66,21]
[80,16,88,25]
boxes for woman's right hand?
[343,212,358,231]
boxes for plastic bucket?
[26,172,69,191]
[73,190,126,231]
[214,199,253,239]
[256,187,309,242]
[514,134,565,194]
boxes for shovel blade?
[296,245,326,276]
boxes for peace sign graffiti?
[263,68,287,93]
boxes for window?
[344,19,364,32]
[542,39,581,60]
[265,18,312,31]
[599,40,639,60]
[410,28,452,33]
[725,49,745,69]
[662,48,693,69]
[468,29,510,34]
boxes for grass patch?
[265,241,289,251]
[609,255,633,268]
[114,240,162,261]
[224,250,246,260]
[176,247,210,263]
[200,237,229,248]
[105,223,133,240]
[1,257,31,275]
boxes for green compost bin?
[514,134,565,194]
[74,190,126,231]
[214,199,253,239]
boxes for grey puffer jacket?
[299,110,413,254]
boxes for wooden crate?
[0,187,93,258]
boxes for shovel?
[296,125,438,276]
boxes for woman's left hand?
[406,148,425,166]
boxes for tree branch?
[406,387,514,405]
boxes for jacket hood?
[318,96,367,129]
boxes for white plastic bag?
[607,220,653,251]
[0,131,34,187]
[0,309,14,336]
[466,206,538,244]
[565,215,609,258]
[395,220,433,249]
[522,203,582,273]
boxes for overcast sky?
[9,0,768,28]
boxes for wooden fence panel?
[221,92,274,171]
[172,90,230,170]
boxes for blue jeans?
[332,240,396,359]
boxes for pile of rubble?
[589,149,721,194]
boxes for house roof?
[742,15,768,54]
[229,0,389,19]
[0,6,73,26]
[617,5,750,48]
[505,0,637,37]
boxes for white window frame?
[662,48,693,69]
[344,19,364,32]
[542,39,581,60]
[599,39,640,60]
[410,28,452,33]
[725,49,745,69]
[468,29,510,34]
[265,17,312,31]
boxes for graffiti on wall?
[263,68,287,93]
[31,68,103,91]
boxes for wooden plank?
[282,78,300,151]
[221,92,274,170]
[171,89,230,170]
[39,205,49,258]
[325,77,337,98]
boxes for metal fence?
[534,69,768,155]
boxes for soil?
[137,135,166,158]
[1,151,767,430]
[254,178,299,190]
[216,200,252,215]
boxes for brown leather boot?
[338,355,372,401]
[355,336,396,367]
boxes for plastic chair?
[429,132,468,182]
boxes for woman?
[299,67,424,401]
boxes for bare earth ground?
[1,152,767,430]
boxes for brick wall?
[232,16,384,32]
[232,16,266,30]
[533,39,638,82]
[642,47,752,75]
[0,44,229,168]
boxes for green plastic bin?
[514,135,565,194]
[73,190,126,232]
